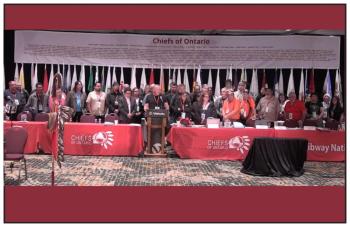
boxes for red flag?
[309,68,315,93]
[43,65,49,93]
[149,68,155,85]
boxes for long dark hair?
[329,96,342,111]
[73,80,83,93]
[51,73,63,98]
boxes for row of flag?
[13,63,343,104]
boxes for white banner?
[15,30,340,69]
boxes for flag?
[299,69,305,101]
[19,63,25,89]
[167,66,172,91]
[140,67,147,89]
[208,69,213,88]
[120,67,125,84]
[80,65,86,92]
[304,68,308,95]
[95,66,99,83]
[160,65,165,93]
[261,69,267,89]
[87,65,94,92]
[176,68,181,85]
[149,68,155,85]
[323,69,332,96]
[334,69,343,106]
[192,67,196,92]
[172,68,176,84]
[227,66,232,80]
[184,68,190,93]
[130,66,137,89]
[240,68,247,82]
[274,68,279,97]
[101,66,105,90]
[112,67,117,85]
[278,69,284,96]
[287,68,295,96]
[71,65,78,90]
[249,69,259,98]
[31,63,38,91]
[105,66,112,93]
[43,65,49,93]
[233,68,239,89]
[214,68,220,98]
[57,64,60,74]
[196,66,201,87]
[13,63,19,81]
[66,65,71,91]
[47,64,54,95]
[309,68,315,94]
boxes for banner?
[167,128,276,160]
[63,123,143,156]
[15,30,340,69]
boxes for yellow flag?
[19,63,25,89]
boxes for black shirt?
[305,101,322,117]
[145,94,167,110]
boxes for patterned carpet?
[4,154,345,186]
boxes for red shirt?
[284,100,305,121]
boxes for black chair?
[4,126,28,181]
[105,113,119,123]
[245,119,256,127]
[325,119,339,130]
[34,113,49,122]
[284,119,299,128]
[80,114,96,123]
[16,111,33,121]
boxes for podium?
[145,109,168,157]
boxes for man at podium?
[144,85,169,111]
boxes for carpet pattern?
[4,154,345,186]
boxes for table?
[4,121,52,154]
[241,137,308,177]
[63,123,143,156]
[167,127,275,160]
[167,127,345,161]
[274,129,345,162]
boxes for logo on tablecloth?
[228,136,250,154]
[92,131,114,149]
[207,136,250,154]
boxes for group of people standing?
[4,73,344,127]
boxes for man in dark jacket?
[118,87,137,123]
[106,82,123,114]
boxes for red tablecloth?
[167,127,275,160]
[167,127,345,162]
[275,129,345,162]
[4,121,52,154]
[63,123,143,156]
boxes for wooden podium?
[145,109,168,157]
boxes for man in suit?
[118,87,137,124]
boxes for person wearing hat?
[322,93,332,119]
[106,82,123,114]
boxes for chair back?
[245,119,256,127]
[16,111,33,121]
[284,119,299,128]
[80,114,96,123]
[325,119,339,130]
[4,127,28,155]
[303,119,318,127]
[105,113,118,123]
[34,113,49,122]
